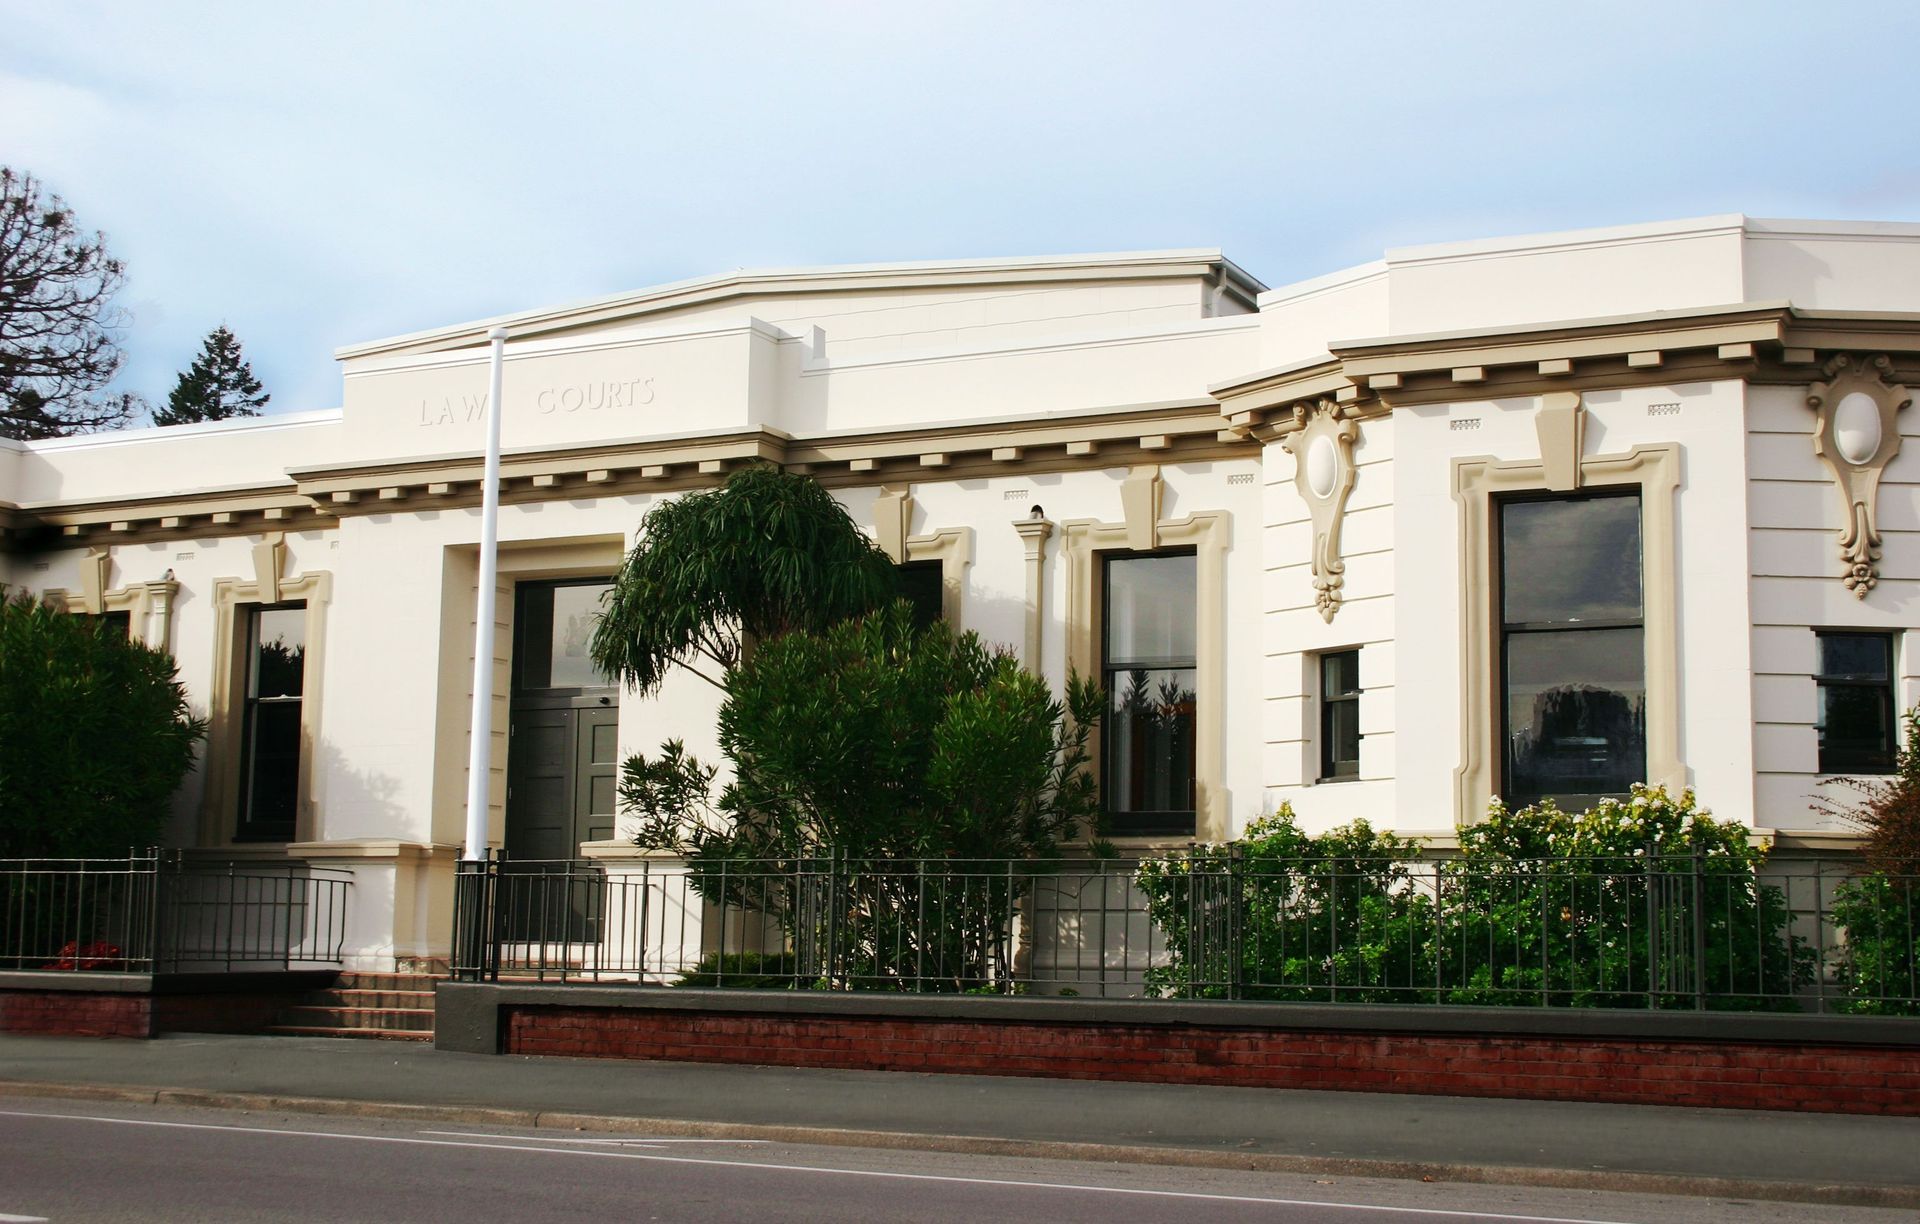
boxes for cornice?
[1208,301,1920,435]
[5,485,330,552]
[4,403,1261,548]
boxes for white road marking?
[0,1108,1644,1224]
[421,1129,764,1146]
[0,1214,49,1223]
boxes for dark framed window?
[238,603,306,841]
[100,610,133,639]
[1102,551,1196,836]
[1816,632,1897,774]
[512,579,613,692]
[895,560,945,629]
[1320,650,1361,780]
[1498,491,1646,809]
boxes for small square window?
[1816,632,1897,774]
[1320,650,1361,780]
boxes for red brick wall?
[0,988,307,1038]
[505,1006,1920,1116]
[150,992,297,1035]
[0,990,153,1038]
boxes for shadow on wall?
[309,738,407,842]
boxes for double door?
[501,579,617,943]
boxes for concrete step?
[303,989,436,1010]
[332,972,445,992]
[265,1025,433,1042]
[277,1005,435,1033]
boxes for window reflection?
[1816,632,1896,773]
[1499,493,1646,809]
[240,603,305,841]
[515,581,613,690]
[1103,553,1197,835]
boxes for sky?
[5,1,1919,418]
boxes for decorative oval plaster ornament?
[1280,399,1361,623]
[1305,435,1340,499]
[1807,354,1911,598]
[1833,391,1883,465]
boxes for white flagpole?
[462,326,510,863]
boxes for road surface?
[0,1096,1904,1223]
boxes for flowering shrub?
[41,940,125,971]
[1137,786,1812,1010]
[1442,786,1810,1010]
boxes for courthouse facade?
[2,214,1916,968]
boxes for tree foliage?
[1814,706,1920,877]
[0,167,140,439]
[590,465,899,693]
[0,595,206,857]
[622,602,1102,863]
[155,325,268,426]
[621,604,1103,989]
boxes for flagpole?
[462,326,510,863]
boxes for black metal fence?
[450,852,1919,1015]
[1,850,353,974]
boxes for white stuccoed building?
[2,215,1915,971]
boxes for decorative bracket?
[1807,354,1910,598]
[873,485,913,563]
[1280,398,1360,623]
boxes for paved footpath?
[1,1032,1916,1209]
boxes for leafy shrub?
[1441,786,1810,1010]
[1138,807,1431,1002]
[623,602,1103,991]
[0,595,206,857]
[1817,707,1920,1013]
[1826,875,1919,1015]
[1137,785,1812,1010]
[671,951,800,989]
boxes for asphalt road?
[0,1097,1907,1224]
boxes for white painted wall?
[1260,416,1398,835]
[1383,217,1749,336]
[1387,380,1759,829]
[1744,383,1920,831]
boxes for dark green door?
[502,579,615,943]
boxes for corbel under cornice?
[5,404,1263,549]
[1210,302,1920,437]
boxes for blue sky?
[5,1,1918,417]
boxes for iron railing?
[450,851,1919,1015]
[0,850,353,974]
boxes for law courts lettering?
[416,377,656,427]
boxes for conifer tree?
[156,325,269,425]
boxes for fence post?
[1227,843,1245,1001]
[638,857,653,984]
[1691,837,1708,1011]
[453,854,489,983]
[1811,859,1830,1015]
[145,848,167,974]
